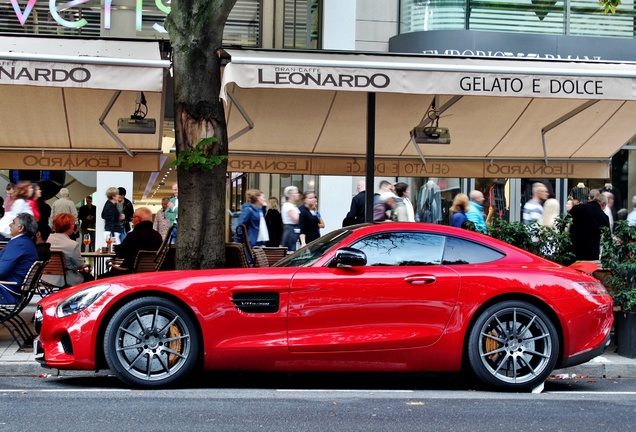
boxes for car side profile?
[34,223,613,391]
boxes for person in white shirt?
[280,186,300,251]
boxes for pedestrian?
[299,191,321,246]
[49,187,77,228]
[523,182,549,225]
[117,187,134,241]
[569,193,610,261]
[345,180,366,225]
[102,187,123,245]
[449,193,469,229]
[235,189,269,248]
[394,182,415,222]
[153,197,172,239]
[165,182,178,243]
[265,196,283,247]
[78,196,96,252]
[466,190,487,233]
[280,186,301,251]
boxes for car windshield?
[274,229,353,267]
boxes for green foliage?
[171,137,228,171]
[487,215,574,265]
[599,0,622,14]
[600,220,636,312]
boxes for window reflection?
[351,232,445,266]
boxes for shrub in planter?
[600,220,636,358]
[487,215,574,265]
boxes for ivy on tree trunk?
[165,0,238,270]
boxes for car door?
[288,231,460,352]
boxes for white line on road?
[1,389,131,393]
[276,389,414,393]
[549,391,636,395]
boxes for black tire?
[103,296,199,388]
[467,300,559,392]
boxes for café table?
[81,251,116,278]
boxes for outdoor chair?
[261,247,288,265]
[0,260,46,350]
[39,250,69,296]
[225,243,250,268]
[252,247,270,268]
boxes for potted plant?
[600,220,636,358]
[487,215,574,265]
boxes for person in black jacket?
[117,187,135,241]
[569,193,610,261]
[99,207,162,279]
[345,180,366,226]
[299,191,322,247]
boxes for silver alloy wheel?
[476,305,554,385]
[113,303,192,383]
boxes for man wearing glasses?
[0,213,38,304]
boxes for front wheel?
[467,300,559,392]
[103,296,199,388]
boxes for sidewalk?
[2,298,636,380]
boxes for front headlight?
[56,284,110,318]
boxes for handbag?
[0,211,14,237]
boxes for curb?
[2,358,636,380]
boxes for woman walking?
[280,186,301,251]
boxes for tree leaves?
[171,137,228,171]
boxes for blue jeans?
[0,284,19,305]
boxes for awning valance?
[221,49,636,178]
[0,36,170,170]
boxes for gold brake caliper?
[167,324,183,367]
[486,331,500,360]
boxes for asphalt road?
[1,372,635,431]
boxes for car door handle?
[404,276,436,285]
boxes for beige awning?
[0,36,170,171]
[222,49,636,178]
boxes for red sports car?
[34,223,613,391]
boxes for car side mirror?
[329,247,367,267]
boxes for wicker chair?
[225,243,250,268]
[252,247,270,268]
[261,246,288,265]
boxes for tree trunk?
[166,0,238,269]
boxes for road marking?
[550,391,636,395]
[1,389,130,393]
[276,389,414,393]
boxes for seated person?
[99,207,163,279]
[41,213,93,288]
[35,221,52,262]
[0,213,38,304]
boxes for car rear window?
[442,236,505,265]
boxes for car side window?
[442,236,505,265]
[350,232,445,266]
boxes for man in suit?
[345,180,366,226]
[569,192,610,261]
[0,213,38,304]
[99,207,163,279]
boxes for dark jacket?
[299,205,321,244]
[114,221,163,271]
[347,191,366,224]
[569,201,610,261]
[102,201,122,234]
[450,210,468,228]
[265,209,283,247]
[78,204,96,230]
[120,198,134,232]
[0,234,38,301]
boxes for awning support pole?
[540,100,599,165]
[226,88,255,143]
[365,92,376,223]
[99,90,134,157]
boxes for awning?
[221,49,636,179]
[0,36,171,171]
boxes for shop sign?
[9,0,170,32]
[0,152,160,171]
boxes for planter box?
[614,311,636,359]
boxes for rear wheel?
[103,296,199,388]
[467,300,559,391]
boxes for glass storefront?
[399,0,636,38]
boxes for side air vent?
[232,292,280,313]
